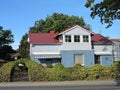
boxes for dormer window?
[65,35,71,42]
[74,35,80,42]
[83,35,89,42]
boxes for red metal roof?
[29,25,113,45]
[91,34,113,45]
[111,39,120,42]
[29,31,60,44]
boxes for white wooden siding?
[94,45,113,55]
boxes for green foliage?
[0,59,46,82]
[87,64,104,80]
[87,64,113,80]
[12,60,28,72]
[85,0,120,28]
[0,26,14,60]
[24,60,45,81]
[111,61,120,80]
[0,26,14,46]
[0,61,120,82]
[46,64,53,68]
[18,33,29,58]
[0,62,14,82]
[54,62,64,70]
[69,64,88,80]
[0,45,16,60]
[19,13,92,59]
[29,13,91,33]
[45,63,69,81]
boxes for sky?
[0,0,119,49]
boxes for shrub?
[86,64,113,80]
[87,64,104,80]
[0,59,46,82]
[12,60,28,72]
[111,61,120,80]
[46,64,53,68]
[0,62,14,82]
[45,63,69,81]
[101,66,112,80]
[69,64,88,80]
[24,60,45,81]
[0,60,119,82]
[54,62,64,70]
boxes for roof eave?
[30,43,61,45]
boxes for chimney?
[50,30,55,35]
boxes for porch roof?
[95,52,112,55]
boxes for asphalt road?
[0,86,120,90]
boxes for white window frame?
[65,35,71,42]
[74,35,80,42]
[83,35,89,42]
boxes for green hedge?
[24,60,45,81]
[87,64,112,80]
[68,64,88,80]
[12,60,28,72]
[0,61,14,82]
[13,59,46,81]
[45,62,69,81]
[0,59,46,82]
[0,60,120,82]
[111,61,120,80]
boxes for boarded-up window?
[74,54,83,65]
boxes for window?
[65,35,71,42]
[95,55,100,64]
[74,35,80,42]
[74,54,84,65]
[83,35,89,42]
[46,59,52,65]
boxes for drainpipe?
[112,44,115,63]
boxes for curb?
[0,80,119,87]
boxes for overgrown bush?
[12,60,28,72]
[0,62,14,82]
[24,60,45,81]
[45,63,69,81]
[86,64,113,80]
[87,64,104,80]
[46,64,53,68]
[111,61,120,80]
[0,60,120,82]
[69,64,88,80]
[101,66,112,80]
[0,59,46,82]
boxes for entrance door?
[74,54,84,65]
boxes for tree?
[0,45,16,60]
[19,13,92,58]
[85,0,120,28]
[0,26,14,46]
[29,13,91,33]
[19,33,29,58]
[0,26,14,60]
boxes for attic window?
[83,35,89,42]
[74,35,80,42]
[65,35,71,42]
